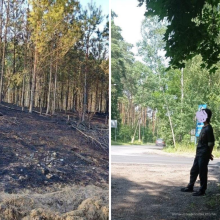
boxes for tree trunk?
[29,48,38,113]
[82,67,87,121]
[100,81,103,113]
[65,77,70,114]
[60,82,64,111]
[21,75,25,111]
[95,81,99,111]
[167,105,176,147]
[52,60,58,115]
[180,68,184,140]
[0,0,3,58]
[131,118,140,143]
[105,91,109,114]
[89,93,93,112]
[0,0,9,102]
[138,117,141,142]
[153,110,157,135]
[181,68,184,107]
[152,110,155,134]
[22,40,28,111]
[46,54,53,115]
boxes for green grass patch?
[213,150,220,158]
[163,143,220,158]
[163,143,195,154]
[111,140,152,145]
[111,141,127,145]
[206,197,218,208]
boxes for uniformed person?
[181,108,215,196]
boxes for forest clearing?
[0,103,109,219]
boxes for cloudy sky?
[111,0,146,56]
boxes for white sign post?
[111,120,117,141]
[191,129,195,136]
[191,136,195,143]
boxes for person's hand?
[210,154,214,160]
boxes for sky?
[80,0,109,32]
[111,0,146,56]
[80,0,109,18]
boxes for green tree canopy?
[138,0,220,72]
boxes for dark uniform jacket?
[196,124,215,157]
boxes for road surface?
[111,145,220,166]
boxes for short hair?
[204,108,212,123]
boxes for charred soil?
[0,103,109,220]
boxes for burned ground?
[0,103,109,219]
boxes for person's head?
[204,108,212,123]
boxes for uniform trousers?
[187,156,209,193]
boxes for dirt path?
[0,103,109,219]
[112,163,220,220]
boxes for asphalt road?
[111,145,220,166]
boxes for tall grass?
[164,143,220,158]
[164,143,196,154]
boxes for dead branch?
[71,124,108,153]
[71,151,93,164]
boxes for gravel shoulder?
[112,163,220,220]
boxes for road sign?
[111,120,117,128]
[111,120,117,141]
[195,104,207,137]
[198,104,207,111]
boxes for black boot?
[192,191,205,196]
[181,187,193,192]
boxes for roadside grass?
[111,141,143,145]
[213,150,220,158]
[111,141,126,145]
[164,143,195,154]
[163,143,220,158]
[111,140,155,146]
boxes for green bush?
[118,125,132,142]
[182,134,191,145]
[142,127,154,143]
[111,124,155,144]
[132,140,143,145]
